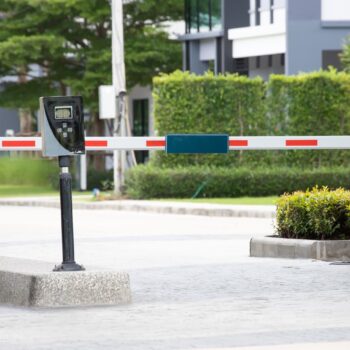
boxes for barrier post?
[53,156,84,272]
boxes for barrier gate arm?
[2,136,350,152]
[2,133,350,273]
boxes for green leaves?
[125,165,350,200]
[125,27,181,88]
[276,187,350,240]
[152,70,350,169]
[0,157,56,186]
[152,71,266,168]
[0,79,59,109]
[0,35,65,67]
[0,0,182,117]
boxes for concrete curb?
[250,236,350,261]
[0,198,276,219]
[0,256,132,307]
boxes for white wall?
[229,25,286,58]
[199,39,216,61]
[273,8,285,25]
[322,0,350,21]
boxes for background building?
[0,108,19,136]
[181,0,350,79]
[180,0,250,75]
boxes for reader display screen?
[55,106,73,120]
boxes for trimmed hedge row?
[267,71,350,167]
[0,156,56,186]
[152,70,266,168]
[276,187,350,240]
[152,70,350,168]
[125,165,350,199]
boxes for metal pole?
[53,156,84,272]
[80,154,87,191]
[112,0,127,194]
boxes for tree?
[0,0,183,132]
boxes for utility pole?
[111,0,127,194]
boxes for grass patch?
[0,185,92,199]
[0,185,56,197]
[85,192,277,206]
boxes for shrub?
[152,70,350,168]
[87,168,113,191]
[0,156,56,187]
[152,70,266,167]
[276,187,350,240]
[125,165,350,199]
[267,70,350,167]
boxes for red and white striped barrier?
[1,136,350,152]
[227,136,350,150]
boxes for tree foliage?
[0,0,182,117]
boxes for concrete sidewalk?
[0,196,275,218]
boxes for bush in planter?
[276,187,350,240]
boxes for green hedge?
[276,187,350,240]
[152,70,266,167]
[151,70,350,168]
[87,168,113,191]
[0,156,56,186]
[125,165,350,199]
[267,71,350,167]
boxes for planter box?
[250,236,350,261]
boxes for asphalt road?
[0,206,350,350]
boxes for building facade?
[0,108,19,136]
[181,0,350,79]
[181,0,250,75]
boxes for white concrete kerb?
[250,236,350,261]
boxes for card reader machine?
[40,96,85,271]
[40,96,85,157]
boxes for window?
[255,0,261,25]
[233,58,249,75]
[133,99,149,164]
[185,0,222,33]
[322,50,342,70]
[190,0,198,33]
[268,55,273,67]
[280,53,285,66]
[211,0,221,31]
[198,0,210,32]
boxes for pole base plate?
[53,262,85,272]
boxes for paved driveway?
[0,206,349,350]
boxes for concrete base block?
[250,236,350,261]
[0,256,131,307]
